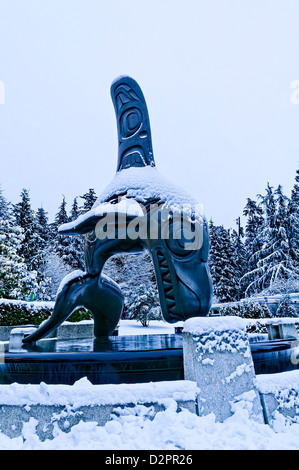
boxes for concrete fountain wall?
[1,316,299,440]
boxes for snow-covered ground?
[118,319,180,335]
[1,319,299,450]
[1,397,299,450]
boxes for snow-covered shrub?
[220,301,272,319]
[67,307,92,323]
[125,284,162,327]
[219,304,241,317]
[0,299,53,326]
[260,279,299,296]
[239,301,272,319]
[276,294,298,318]
[245,320,268,335]
[0,299,93,326]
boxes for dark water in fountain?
[0,334,184,385]
[0,334,298,385]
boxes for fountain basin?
[1,333,299,385]
[0,334,184,385]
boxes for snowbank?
[1,393,299,450]
[257,369,299,395]
[0,378,198,408]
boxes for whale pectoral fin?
[22,272,91,343]
[58,215,102,236]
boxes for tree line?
[209,169,299,302]
[0,188,97,300]
[0,168,298,304]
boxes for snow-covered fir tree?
[67,197,84,270]
[243,183,297,295]
[276,293,298,317]
[35,249,71,300]
[208,220,239,302]
[125,283,162,326]
[230,228,248,299]
[287,169,299,271]
[35,207,49,244]
[13,189,46,273]
[243,197,264,273]
[80,188,97,214]
[52,195,71,265]
[0,186,9,219]
[0,192,38,300]
[70,197,80,221]
[103,251,158,316]
[51,195,85,271]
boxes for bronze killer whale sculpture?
[23,76,212,343]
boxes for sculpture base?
[0,334,184,385]
[1,333,298,385]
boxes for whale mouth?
[156,251,178,318]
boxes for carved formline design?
[111,77,155,172]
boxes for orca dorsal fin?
[110,75,155,172]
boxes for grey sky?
[0,0,298,229]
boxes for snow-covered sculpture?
[23,76,212,343]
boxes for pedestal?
[183,316,264,423]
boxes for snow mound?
[95,166,200,209]
[257,369,299,395]
[0,378,199,408]
[184,316,246,335]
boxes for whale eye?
[166,233,193,256]
[163,218,203,256]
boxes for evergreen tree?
[288,169,299,270]
[208,220,239,302]
[70,197,80,221]
[35,249,71,300]
[0,189,38,299]
[67,198,84,270]
[243,198,264,272]
[35,207,49,244]
[54,195,69,227]
[103,252,158,315]
[51,196,84,270]
[243,183,296,295]
[0,186,9,219]
[80,188,97,214]
[230,228,248,299]
[125,283,162,326]
[13,189,45,272]
[0,219,38,300]
[276,293,298,318]
[52,196,71,265]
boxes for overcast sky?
[0,0,298,229]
